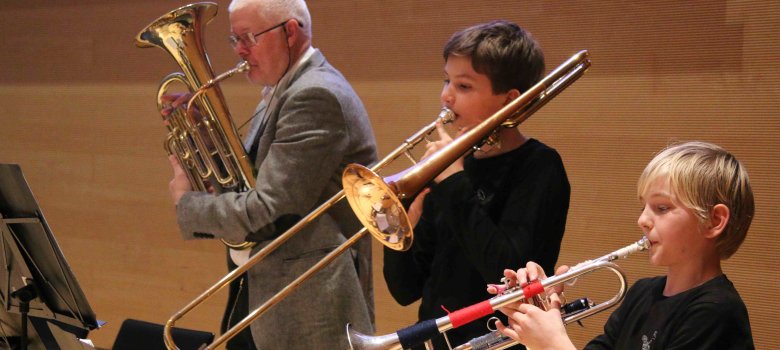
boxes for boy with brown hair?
[384,20,570,349]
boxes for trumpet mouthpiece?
[636,236,650,250]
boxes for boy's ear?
[504,89,521,104]
[705,204,730,239]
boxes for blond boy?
[496,141,754,350]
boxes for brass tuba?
[135,2,256,249]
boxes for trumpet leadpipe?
[593,236,650,263]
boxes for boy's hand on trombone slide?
[422,120,465,183]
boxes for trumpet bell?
[347,323,403,350]
[343,164,413,251]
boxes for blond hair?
[637,141,754,259]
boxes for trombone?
[347,237,650,350]
[164,49,592,350]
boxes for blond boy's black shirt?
[587,274,754,350]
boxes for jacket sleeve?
[433,148,570,281]
[176,86,349,243]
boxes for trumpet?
[347,237,650,350]
[164,48,590,350]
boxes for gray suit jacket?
[176,49,377,348]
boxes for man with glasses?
[166,0,377,348]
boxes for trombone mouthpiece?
[438,107,456,124]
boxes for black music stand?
[0,164,100,349]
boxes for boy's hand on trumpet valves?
[486,262,575,350]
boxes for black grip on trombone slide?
[397,319,438,349]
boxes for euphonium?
[135,2,256,250]
[347,237,650,350]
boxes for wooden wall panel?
[0,1,777,349]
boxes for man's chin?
[245,74,262,85]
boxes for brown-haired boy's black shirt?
[384,138,570,349]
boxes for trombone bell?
[343,164,413,252]
[341,107,456,252]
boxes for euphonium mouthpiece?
[199,61,250,91]
[235,60,251,72]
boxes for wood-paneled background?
[0,1,777,348]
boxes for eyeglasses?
[228,21,288,48]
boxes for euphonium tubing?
[347,237,650,350]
